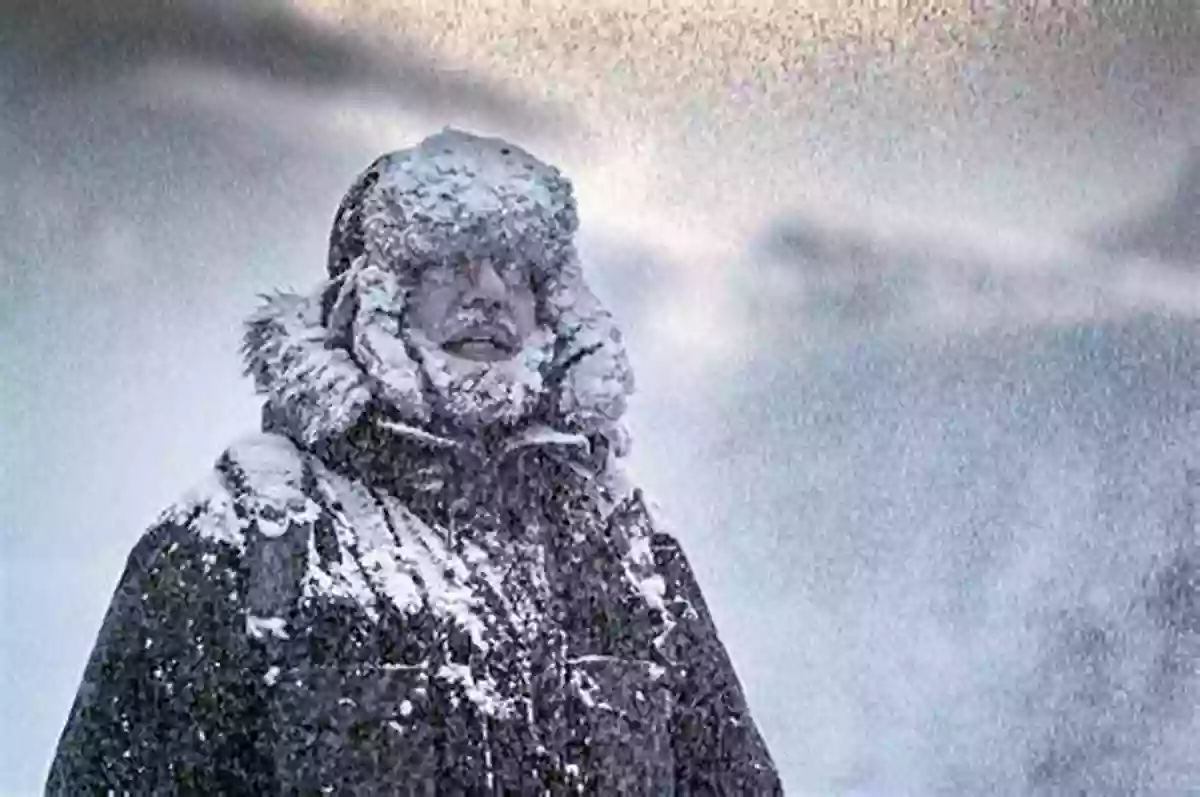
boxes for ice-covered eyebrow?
[459,256,534,284]
[410,257,457,284]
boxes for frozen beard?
[406,324,557,431]
[345,263,555,432]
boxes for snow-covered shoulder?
[154,431,322,552]
[154,462,243,551]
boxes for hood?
[242,128,634,464]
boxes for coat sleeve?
[45,519,274,795]
[652,532,784,795]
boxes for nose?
[466,259,508,302]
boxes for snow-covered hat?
[326,128,579,284]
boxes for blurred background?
[2,1,1199,793]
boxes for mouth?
[443,329,518,362]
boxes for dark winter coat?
[47,420,781,795]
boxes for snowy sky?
[3,2,1200,793]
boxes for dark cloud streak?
[0,0,569,134]
[1093,148,1200,269]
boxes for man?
[47,129,782,795]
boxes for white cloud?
[750,206,1200,344]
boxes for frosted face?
[407,256,538,363]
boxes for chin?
[415,327,556,430]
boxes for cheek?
[513,292,538,339]
[408,286,456,341]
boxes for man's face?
[406,256,538,363]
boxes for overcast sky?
[3,2,1199,794]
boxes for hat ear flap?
[320,262,362,349]
[537,251,635,435]
[327,159,387,280]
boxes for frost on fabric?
[289,461,547,718]
[616,501,668,614]
[349,264,430,421]
[634,570,667,612]
[377,419,460,449]
[322,469,425,616]
[243,290,374,446]
[302,461,499,656]
[436,662,512,719]
[224,434,323,538]
[593,445,636,507]
[246,615,291,640]
[299,500,382,624]
[156,470,243,551]
[404,518,493,653]
[505,424,590,453]
[152,435,321,559]
[566,666,618,714]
